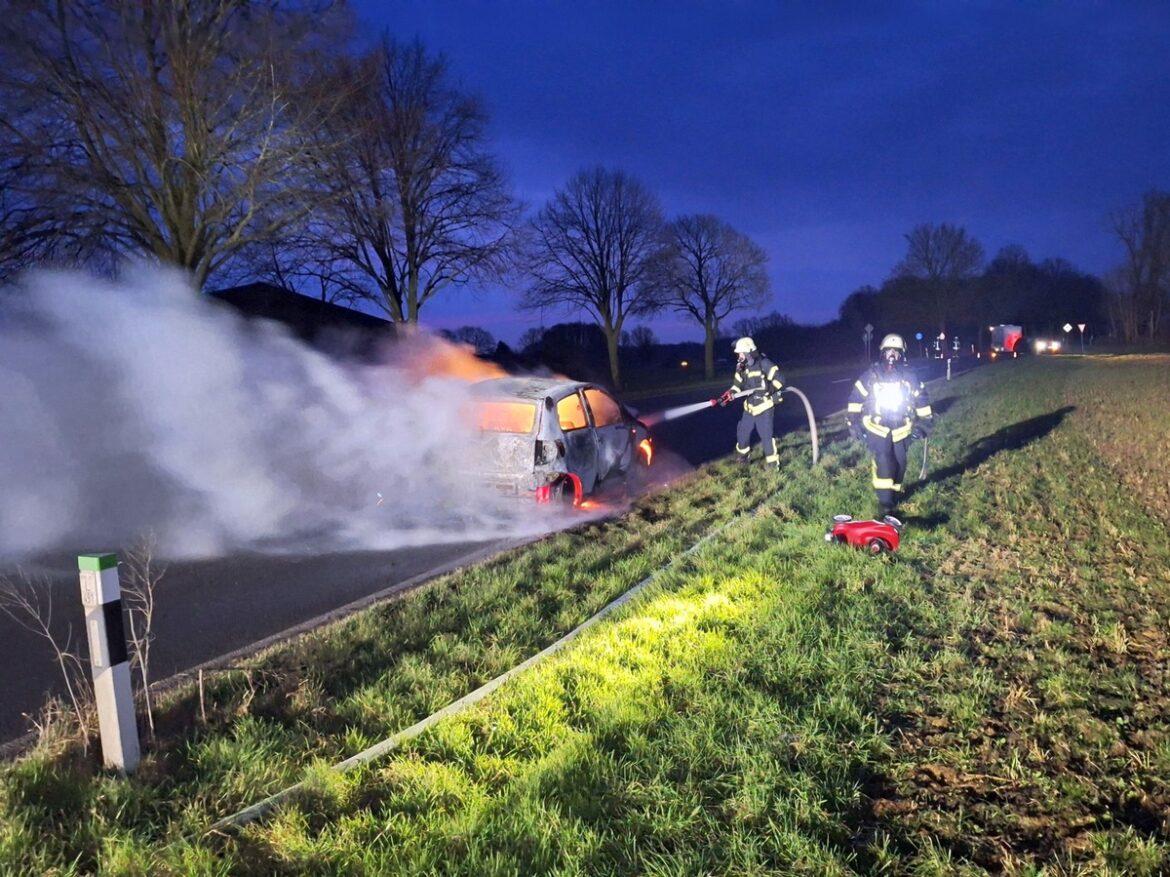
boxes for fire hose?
[919,436,929,480]
[780,387,819,466]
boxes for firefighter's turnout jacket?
[846,362,933,442]
[731,356,784,415]
[728,354,785,468]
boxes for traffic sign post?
[863,323,873,361]
[1077,323,1086,354]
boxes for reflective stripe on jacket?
[846,363,932,440]
[730,357,784,415]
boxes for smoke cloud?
[0,266,562,559]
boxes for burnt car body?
[824,514,903,554]
[469,377,653,504]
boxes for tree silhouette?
[0,0,352,287]
[660,214,770,379]
[1109,190,1170,341]
[303,38,520,325]
[892,223,985,335]
[522,167,668,389]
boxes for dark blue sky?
[352,1,1170,345]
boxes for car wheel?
[866,538,890,555]
[552,477,578,507]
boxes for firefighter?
[846,333,933,515]
[716,336,785,469]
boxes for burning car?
[469,377,653,505]
[824,514,902,554]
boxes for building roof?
[207,282,394,356]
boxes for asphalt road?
[0,355,961,747]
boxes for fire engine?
[989,324,1023,358]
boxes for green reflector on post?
[78,554,118,571]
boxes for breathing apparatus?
[879,333,906,373]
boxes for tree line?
[0,0,769,390]
[1,1,1166,392]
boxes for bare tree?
[0,0,353,287]
[660,214,770,379]
[1109,190,1170,341]
[441,325,496,354]
[0,572,93,744]
[522,167,668,389]
[307,38,519,324]
[0,153,63,282]
[518,326,545,353]
[733,311,791,340]
[123,537,166,741]
[1102,265,1141,342]
[625,325,657,365]
[892,223,985,334]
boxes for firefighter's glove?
[915,419,934,439]
[717,390,735,407]
[848,421,863,442]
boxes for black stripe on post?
[102,600,128,666]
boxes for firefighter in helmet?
[716,336,785,469]
[846,333,933,515]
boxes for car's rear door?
[583,387,632,480]
[555,390,599,493]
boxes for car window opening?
[477,401,537,434]
[556,394,589,431]
[583,388,622,427]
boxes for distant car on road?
[469,377,653,505]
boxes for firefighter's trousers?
[865,432,908,512]
[735,408,779,468]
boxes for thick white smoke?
[0,266,555,559]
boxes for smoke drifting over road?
[0,266,556,559]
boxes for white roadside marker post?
[78,553,140,774]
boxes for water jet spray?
[639,388,819,465]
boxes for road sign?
[1077,323,1086,332]
[1062,323,1072,333]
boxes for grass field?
[2,355,1168,875]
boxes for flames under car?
[469,377,653,505]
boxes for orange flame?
[420,343,507,381]
[399,333,507,383]
[639,438,653,466]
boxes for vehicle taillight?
[534,439,565,465]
